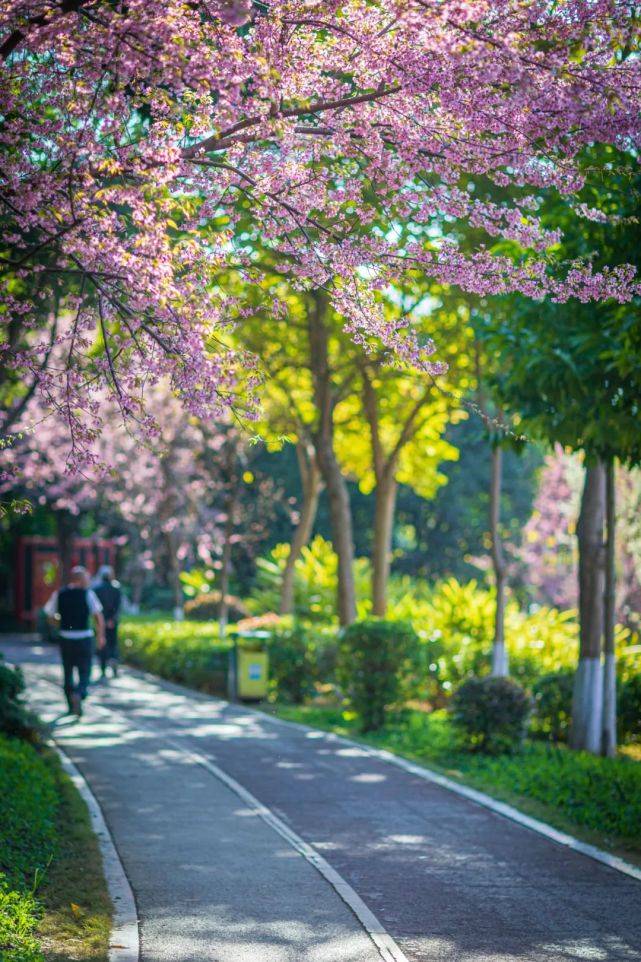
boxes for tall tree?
[477,149,641,752]
[2,2,640,467]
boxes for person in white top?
[44,566,105,716]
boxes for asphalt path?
[3,637,640,962]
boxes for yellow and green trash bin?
[228,630,270,701]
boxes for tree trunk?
[165,530,184,621]
[490,445,508,676]
[372,474,397,617]
[602,459,617,758]
[570,461,606,753]
[55,510,77,585]
[280,442,322,615]
[218,498,235,635]
[307,292,356,626]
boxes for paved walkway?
[3,637,641,962]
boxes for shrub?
[450,676,531,754]
[338,620,419,732]
[619,674,641,743]
[530,671,574,742]
[121,618,231,695]
[264,621,340,703]
[0,658,39,741]
[184,592,249,622]
[385,579,580,702]
[267,623,316,704]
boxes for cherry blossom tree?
[518,445,582,610]
[2,1,641,461]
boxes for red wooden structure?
[14,536,117,625]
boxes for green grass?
[0,735,111,962]
[268,704,641,864]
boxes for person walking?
[93,565,122,679]
[44,566,105,717]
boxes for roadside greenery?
[338,620,420,732]
[122,616,231,695]
[0,659,111,962]
[450,677,532,755]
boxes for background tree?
[478,148,641,754]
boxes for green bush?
[267,623,316,704]
[265,621,340,703]
[184,592,248,622]
[0,658,39,741]
[338,620,419,732]
[530,671,574,742]
[450,676,532,754]
[121,618,231,695]
[385,578,582,702]
[619,674,641,743]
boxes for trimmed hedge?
[338,620,419,732]
[121,615,339,703]
[450,676,532,754]
[121,618,232,695]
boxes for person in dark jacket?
[93,565,122,679]
[44,566,105,716]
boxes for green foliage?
[619,674,641,743]
[394,417,543,583]
[0,737,58,890]
[0,880,44,962]
[385,578,580,700]
[0,657,40,741]
[531,669,641,745]
[266,622,317,704]
[267,621,339,704]
[477,148,641,468]
[121,618,231,695]
[531,671,575,743]
[0,735,58,962]
[273,705,641,851]
[338,619,419,732]
[247,536,371,623]
[450,676,532,754]
[0,735,111,962]
[183,592,248,622]
[179,567,217,597]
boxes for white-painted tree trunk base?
[602,653,617,757]
[173,606,185,621]
[572,657,603,754]
[491,642,509,677]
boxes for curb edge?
[53,744,140,962]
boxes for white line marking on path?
[37,673,408,962]
[253,709,641,886]
[162,737,410,962]
[53,745,140,962]
[124,664,641,885]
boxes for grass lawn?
[0,734,112,962]
[267,704,641,866]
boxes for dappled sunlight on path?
[3,636,641,962]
